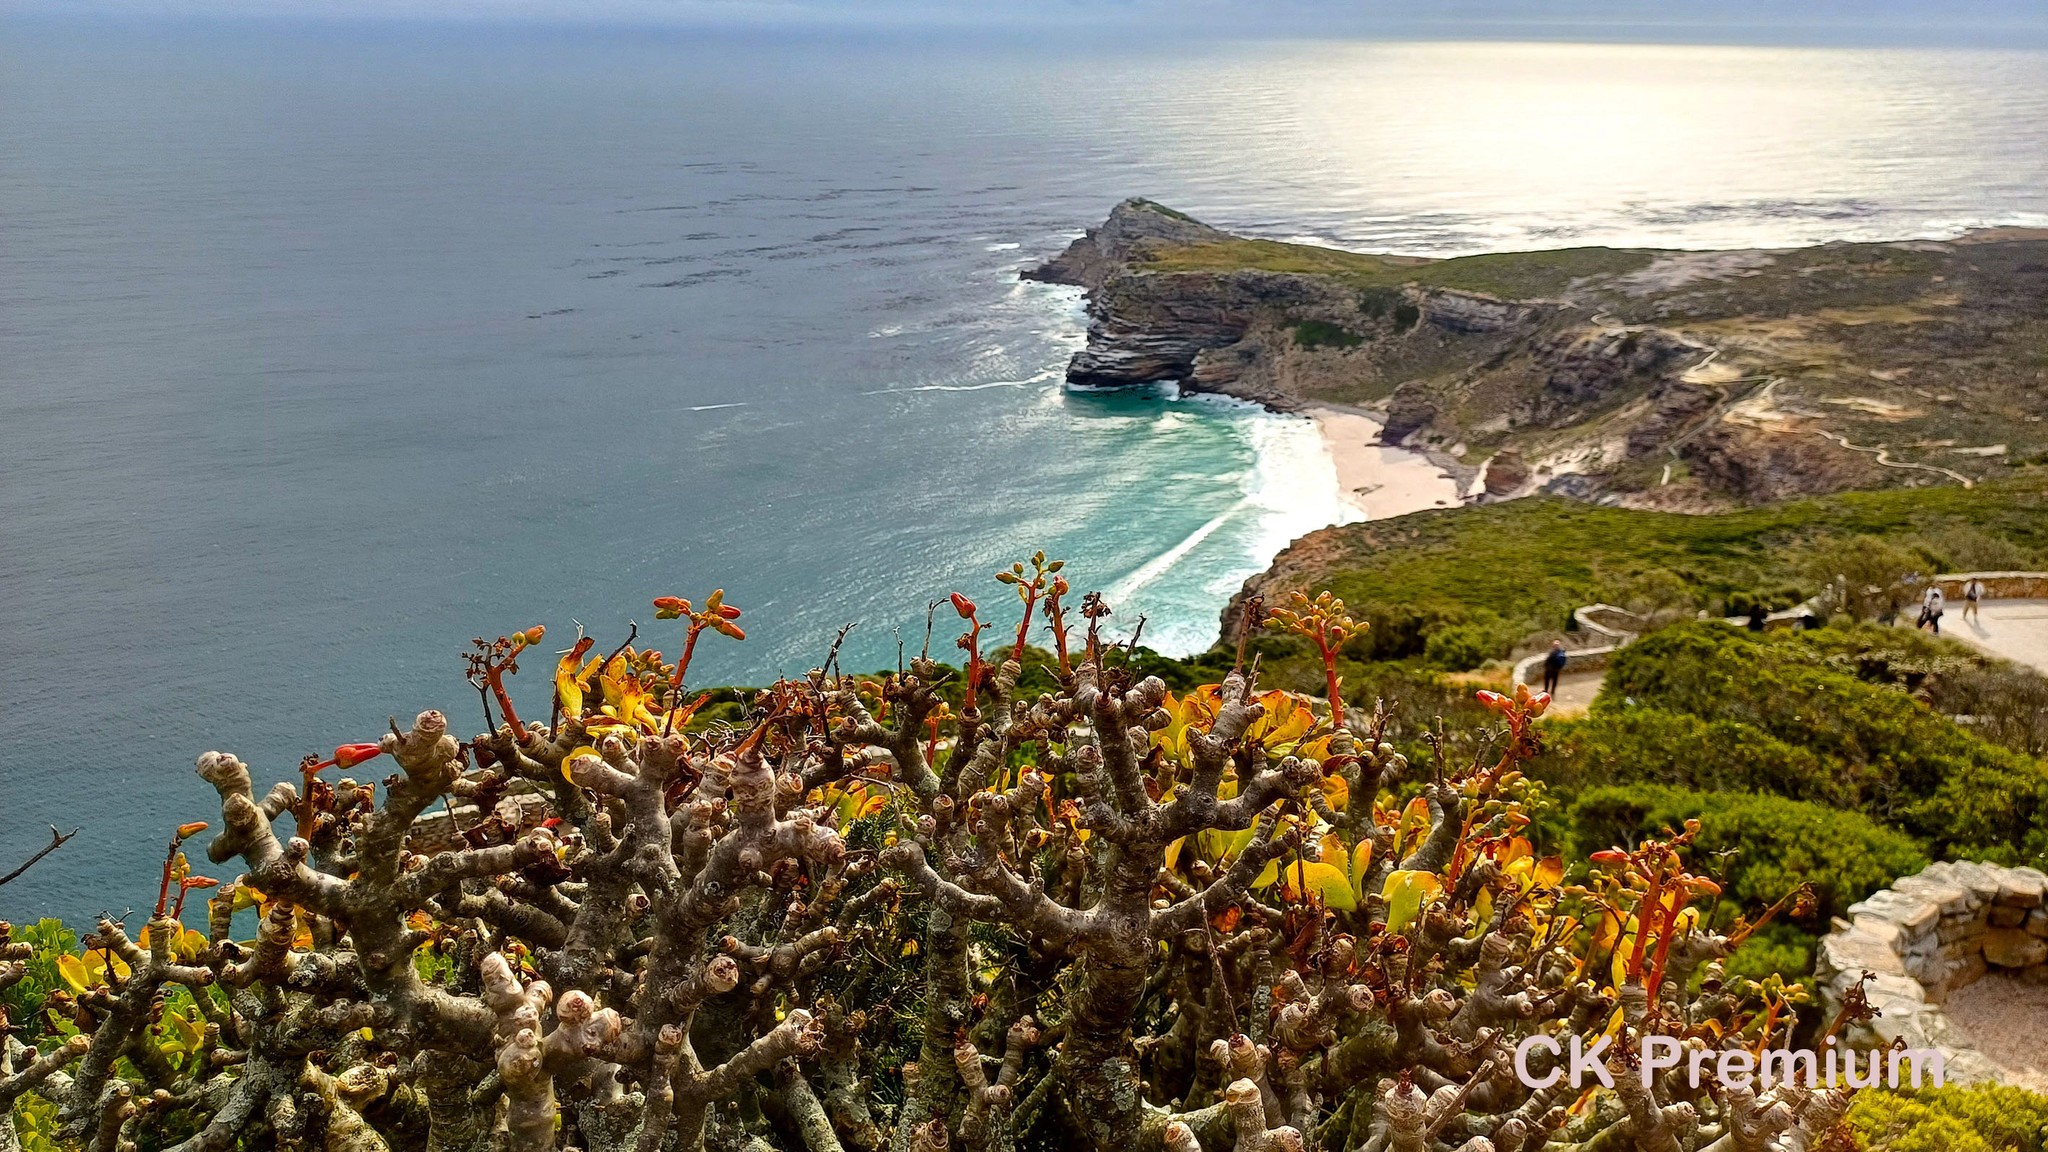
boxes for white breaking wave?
[1102,404,1363,657]
[1106,499,1247,606]
[862,368,1060,395]
[688,403,746,411]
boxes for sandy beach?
[1308,405,1468,520]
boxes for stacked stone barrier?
[1817,860,2048,1085]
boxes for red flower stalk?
[951,593,986,713]
[1264,591,1363,727]
[1043,575,1073,677]
[653,590,747,735]
[154,821,210,920]
[996,552,1064,665]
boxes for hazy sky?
[7,0,2048,42]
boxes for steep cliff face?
[1028,203,2048,512]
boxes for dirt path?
[1940,599,2048,676]
[1542,670,1605,719]
[1942,974,2048,1093]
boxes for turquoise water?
[4,25,2047,919]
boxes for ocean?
[3,22,2046,920]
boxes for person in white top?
[1962,578,1986,624]
[1918,585,1945,634]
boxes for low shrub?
[1593,622,2048,862]
[1538,706,1847,805]
[1848,1083,2048,1151]
[1565,784,1928,926]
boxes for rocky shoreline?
[1026,199,2048,512]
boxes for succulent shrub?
[2,573,1875,1152]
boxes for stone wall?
[1511,645,1617,691]
[1817,860,2048,1084]
[1932,572,2048,600]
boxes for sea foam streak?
[1103,401,1363,657]
[862,369,1060,396]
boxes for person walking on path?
[1542,640,1568,696]
[1962,577,1986,625]
[1918,584,1946,634]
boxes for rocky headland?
[1028,199,2048,512]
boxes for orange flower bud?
[1474,690,1508,712]
[653,596,689,620]
[1589,849,1630,866]
[176,821,210,841]
[950,593,976,619]
[717,604,742,620]
[333,743,384,770]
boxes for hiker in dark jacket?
[1541,640,1568,696]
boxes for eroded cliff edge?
[1028,199,2048,512]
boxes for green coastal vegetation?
[1139,234,1661,300]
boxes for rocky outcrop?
[1419,289,1549,334]
[1480,447,1530,496]
[1024,198,1229,293]
[1380,382,1439,444]
[1680,423,1890,502]
[1816,859,2048,1085]
[1029,201,2048,509]
[1535,326,1704,413]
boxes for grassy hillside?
[1240,476,2048,667]
[1136,236,1659,299]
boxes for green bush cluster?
[1848,1083,2048,1152]
[1290,319,1365,349]
[1587,622,2048,863]
[1565,784,1927,926]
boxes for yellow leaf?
[1252,858,1280,889]
[57,953,92,994]
[1318,774,1349,812]
[559,746,599,784]
[1393,796,1432,860]
[1280,860,1356,911]
[1201,826,1258,863]
[1165,837,1186,872]
[555,649,598,717]
[1318,833,1348,868]
[1246,691,1316,754]
[169,1010,202,1053]
[1473,886,1495,927]
[1533,856,1565,889]
[1498,836,1533,869]
[1351,841,1374,889]
[1381,870,1443,934]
